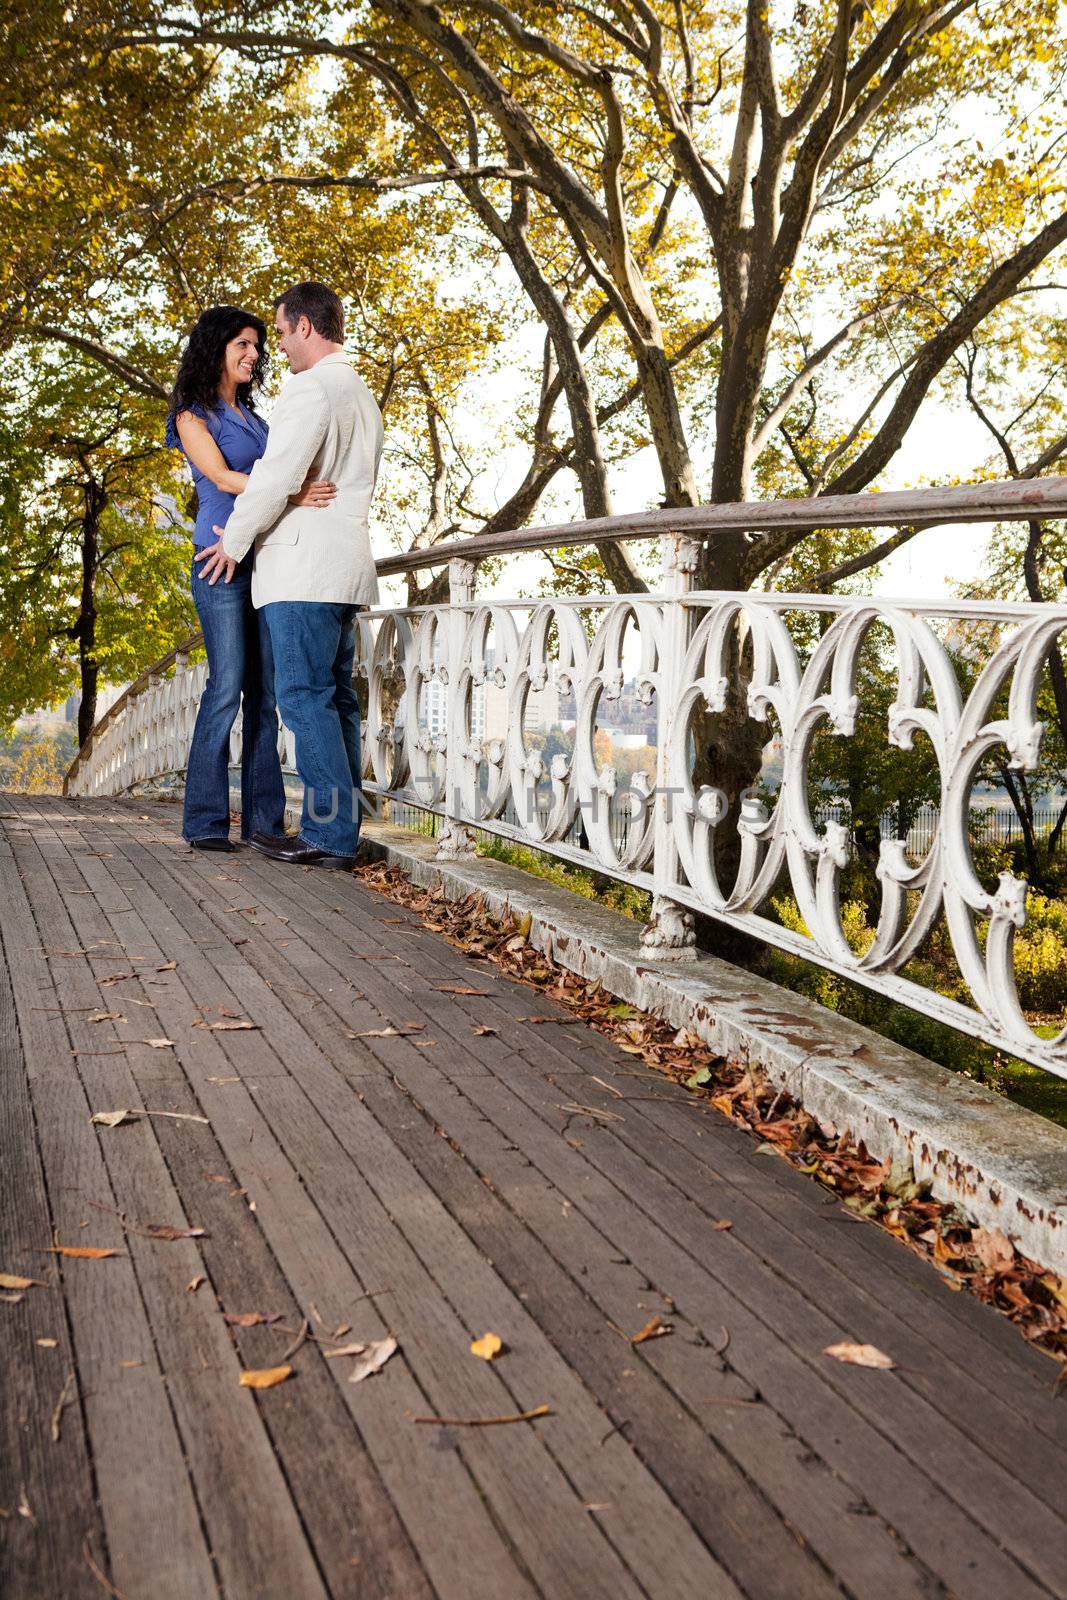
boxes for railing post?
[640,533,701,962]
[435,557,479,860]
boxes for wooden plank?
[94,823,746,1600]
[4,818,328,1600]
[279,843,1067,1433]
[39,812,566,1600]
[0,828,221,1600]
[353,1061,923,1600]
[0,855,104,1599]
[230,835,1067,1451]
[445,1065,1067,1597]
[119,825,1049,1600]
[35,822,434,1600]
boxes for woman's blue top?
[165,400,269,547]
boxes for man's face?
[274,305,309,372]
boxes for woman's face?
[223,326,261,391]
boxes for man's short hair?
[274,281,344,343]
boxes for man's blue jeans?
[262,601,364,857]
[183,554,286,843]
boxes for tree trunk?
[75,481,104,745]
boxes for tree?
[0,357,193,739]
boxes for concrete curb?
[361,821,1067,1276]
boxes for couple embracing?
[166,281,383,870]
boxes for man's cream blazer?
[220,351,384,608]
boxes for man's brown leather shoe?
[249,832,354,871]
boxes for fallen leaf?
[88,1012,125,1024]
[970,1227,1015,1275]
[470,1331,504,1361]
[324,1340,370,1358]
[0,1272,43,1290]
[823,1342,896,1370]
[712,1220,734,1232]
[224,1311,283,1328]
[239,1365,293,1389]
[36,1337,58,1348]
[156,961,178,972]
[45,1246,121,1260]
[413,1404,550,1427]
[192,1019,259,1032]
[348,1335,398,1384]
[0,1292,24,1304]
[186,1275,206,1293]
[686,1066,713,1089]
[432,985,491,996]
[90,1108,208,1127]
[90,1109,138,1128]
[631,1315,673,1345]
[471,1024,497,1036]
[143,1038,177,1049]
[142,1223,206,1241]
[120,1360,145,1368]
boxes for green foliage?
[0,727,77,793]
[475,833,651,920]
[0,357,194,733]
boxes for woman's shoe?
[188,837,237,853]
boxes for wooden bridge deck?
[1,794,1064,1600]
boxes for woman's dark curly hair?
[167,305,269,422]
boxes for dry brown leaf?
[90,1109,138,1128]
[631,1315,673,1345]
[823,1341,896,1370]
[970,1227,1015,1275]
[143,1038,177,1049]
[432,985,491,996]
[712,1220,734,1232]
[0,1292,24,1304]
[471,1024,497,1036]
[224,1311,283,1328]
[348,1335,398,1384]
[142,1223,206,1242]
[193,1019,258,1032]
[324,1340,369,1358]
[88,1012,125,1024]
[90,1108,208,1127]
[45,1246,122,1260]
[470,1331,504,1361]
[239,1364,293,1389]
[514,1015,582,1025]
[186,1275,206,1294]
[36,1338,58,1348]
[0,1272,44,1290]
[156,961,178,972]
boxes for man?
[196,281,384,869]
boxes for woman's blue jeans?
[183,553,287,843]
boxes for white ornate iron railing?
[65,477,1067,1078]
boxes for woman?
[166,305,335,851]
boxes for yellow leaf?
[45,1246,121,1260]
[470,1331,504,1361]
[239,1365,293,1389]
[0,1271,43,1290]
[823,1342,895,1370]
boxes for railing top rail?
[375,475,1067,575]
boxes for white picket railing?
[65,477,1067,1078]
